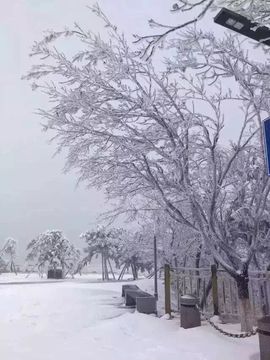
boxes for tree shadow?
[249,353,260,360]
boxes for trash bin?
[47,269,55,279]
[180,295,201,329]
[258,316,270,360]
[55,269,63,279]
[47,268,63,279]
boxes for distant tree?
[80,226,154,280]
[80,226,120,280]
[0,256,7,273]
[115,230,153,280]
[26,230,80,277]
[1,237,17,274]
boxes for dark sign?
[263,117,270,176]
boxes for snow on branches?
[135,0,270,59]
[24,4,270,331]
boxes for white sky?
[0,0,265,261]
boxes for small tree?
[26,230,80,277]
[1,237,17,274]
[0,256,7,273]
[116,230,153,280]
[80,226,120,280]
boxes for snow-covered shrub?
[0,237,18,274]
[26,230,80,277]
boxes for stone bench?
[125,289,151,307]
[136,296,156,314]
[122,285,156,314]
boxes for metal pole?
[164,264,171,316]
[154,235,158,300]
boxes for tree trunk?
[11,261,17,275]
[101,252,105,281]
[134,264,138,280]
[236,274,253,332]
[195,245,202,296]
[131,262,138,280]
[108,258,116,280]
[104,256,109,280]
[131,263,135,280]
[118,264,126,281]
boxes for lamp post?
[214,8,270,47]
[214,9,270,358]
[214,9,270,177]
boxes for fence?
[164,264,270,322]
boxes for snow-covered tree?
[0,256,7,273]
[80,226,153,280]
[1,237,18,274]
[115,229,153,280]
[26,230,80,277]
[80,226,120,280]
[155,216,205,268]
[23,4,270,330]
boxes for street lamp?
[214,8,270,47]
[215,9,270,177]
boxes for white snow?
[0,274,260,360]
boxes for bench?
[125,289,156,314]
[136,296,156,314]
[121,284,139,297]
[125,289,151,306]
[122,285,156,314]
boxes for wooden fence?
[164,264,270,321]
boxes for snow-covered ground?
[0,273,259,360]
[0,272,134,283]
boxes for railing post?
[164,264,171,317]
[211,264,219,316]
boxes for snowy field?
[0,274,259,360]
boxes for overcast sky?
[1,1,259,261]
[0,0,177,260]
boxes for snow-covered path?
[0,279,260,360]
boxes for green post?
[211,264,219,316]
[164,264,171,317]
